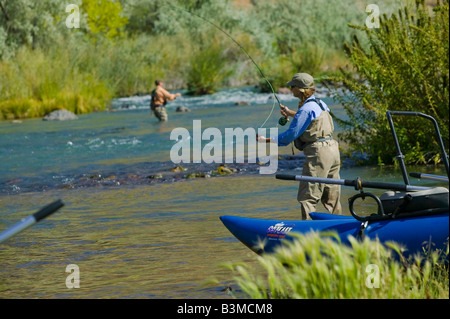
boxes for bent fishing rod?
[167,4,289,128]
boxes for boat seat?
[380,187,449,218]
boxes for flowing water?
[0,87,445,299]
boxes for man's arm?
[161,88,181,101]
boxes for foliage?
[186,36,235,95]
[331,0,449,165]
[122,0,245,38]
[0,44,111,120]
[0,0,69,59]
[225,232,449,299]
[239,0,407,91]
[82,0,128,39]
[244,0,371,54]
[0,0,415,119]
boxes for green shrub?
[331,0,449,165]
[186,36,234,95]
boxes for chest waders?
[294,98,334,151]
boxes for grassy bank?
[0,45,111,119]
[0,32,343,120]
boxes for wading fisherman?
[150,80,181,122]
[258,73,342,220]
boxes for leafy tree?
[332,0,449,165]
[120,0,160,34]
[0,0,67,59]
[82,0,128,39]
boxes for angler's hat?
[286,73,315,91]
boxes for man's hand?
[256,134,267,143]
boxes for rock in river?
[43,110,78,121]
[176,106,191,112]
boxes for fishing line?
[167,4,286,129]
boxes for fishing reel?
[278,116,288,126]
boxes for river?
[0,87,445,298]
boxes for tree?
[82,0,128,39]
[0,0,67,59]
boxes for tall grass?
[0,43,111,120]
[225,232,449,299]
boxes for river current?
[0,87,444,298]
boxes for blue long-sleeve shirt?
[273,95,329,146]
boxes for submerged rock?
[171,165,187,172]
[0,156,311,195]
[176,106,191,112]
[43,110,78,121]
[186,172,211,179]
[217,165,237,175]
[147,173,163,179]
[234,101,249,106]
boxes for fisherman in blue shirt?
[258,73,342,220]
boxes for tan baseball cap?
[286,73,315,90]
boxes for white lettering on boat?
[266,222,294,238]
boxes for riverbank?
[2,0,405,121]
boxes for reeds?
[226,232,449,299]
[0,41,112,120]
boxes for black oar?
[275,174,431,192]
[0,200,64,244]
[409,172,449,182]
